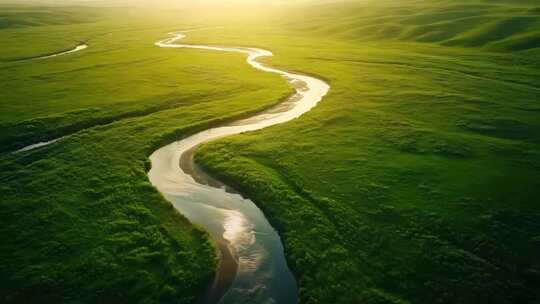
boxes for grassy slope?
[0,41,271,151]
[279,0,540,52]
[193,1,540,303]
[0,5,100,29]
[0,7,290,303]
[0,5,104,60]
[0,7,267,152]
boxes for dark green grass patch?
[194,6,540,302]
[0,6,290,303]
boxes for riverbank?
[0,11,292,302]
[148,31,328,304]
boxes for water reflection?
[149,31,329,304]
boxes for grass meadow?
[0,5,289,303]
[1,1,540,303]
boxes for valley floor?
[1,1,540,303]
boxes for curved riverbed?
[35,44,87,60]
[148,32,329,304]
[12,44,88,153]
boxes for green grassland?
[193,1,540,303]
[0,5,289,303]
[1,0,540,303]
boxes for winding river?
[35,43,87,60]
[148,32,329,304]
[13,44,87,153]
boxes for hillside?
[193,1,540,303]
[282,0,540,52]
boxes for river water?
[148,32,329,304]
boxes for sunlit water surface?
[148,31,329,304]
